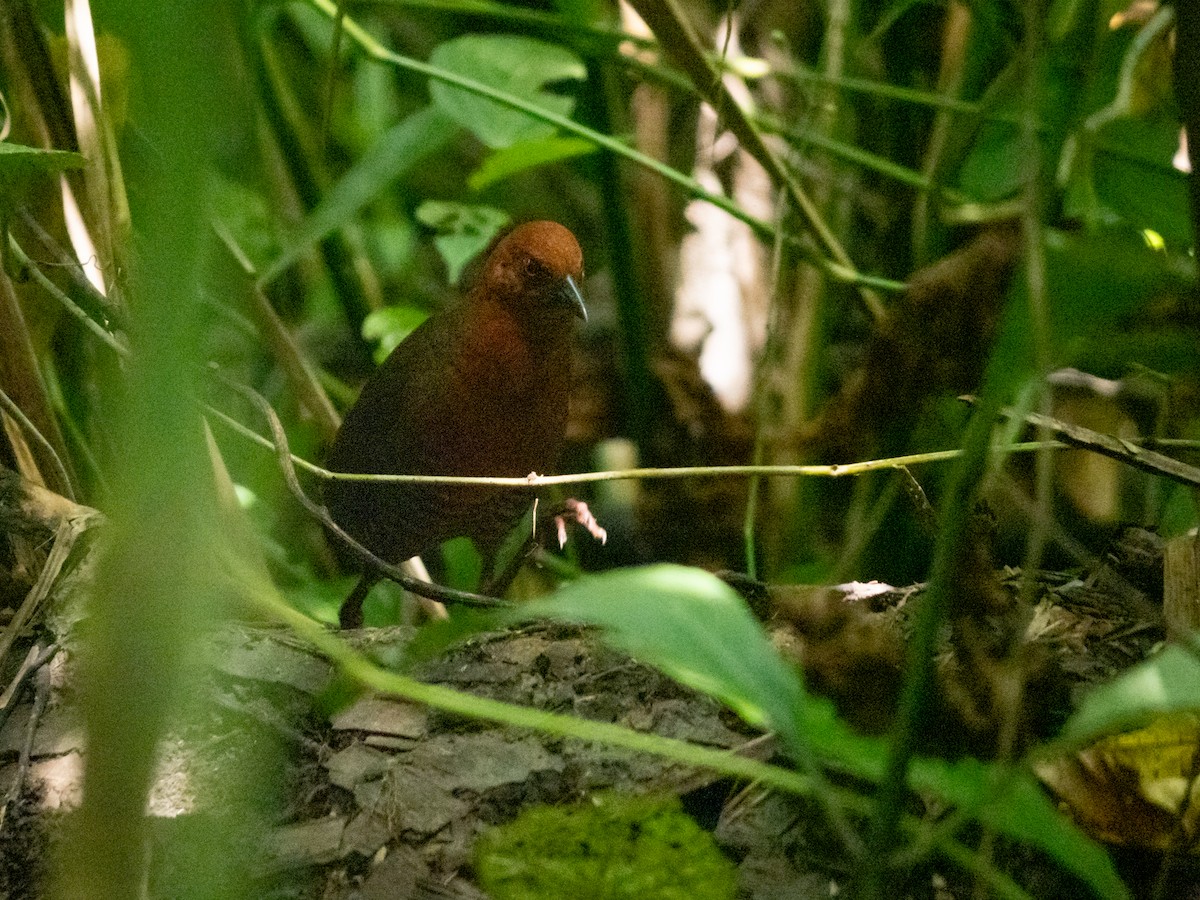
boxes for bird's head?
[475,220,587,323]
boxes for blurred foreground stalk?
[54,3,242,898]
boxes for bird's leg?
[339,558,449,628]
[397,556,450,623]
[338,571,380,629]
[481,535,539,599]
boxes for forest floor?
[0,472,1195,898]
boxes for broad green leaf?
[263,106,458,283]
[910,758,1129,900]
[957,9,1097,204]
[0,142,86,209]
[1041,227,1181,358]
[1092,117,1190,245]
[361,304,428,363]
[370,218,419,280]
[1061,13,1185,239]
[429,35,586,149]
[0,144,87,274]
[515,566,807,742]
[957,58,1079,203]
[956,117,1025,202]
[210,176,279,270]
[441,535,483,592]
[415,201,509,284]
[469,135,597,191]
[1057,645,1200,747]
[985,226,1185,398]
[1160,485,1200,539]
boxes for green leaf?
[1091,116,1191,245]
[985,226,1185,394]
[911,759,1129,900]
[401,607,511,669]
[1057,645,1200,747]
[1042,227,1177,353]
[441,535,483,591]
[468,135,597,191]
[210,176,279,270]
[263,106,458,283]
[361,304,428,363]
[957,6,1098,205]
[0,142,86,211]
[429,35,586,149]
[1160,486,1200,539]
[515,566,807,741]
[956,117,1024,201]
[415,201,510,284]
[0,144,87,274]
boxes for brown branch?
[985,401,1200,489]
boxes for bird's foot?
[552,498,608,548]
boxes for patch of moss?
[474,792,737,900]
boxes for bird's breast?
[440,311,572,476]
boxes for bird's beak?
[559,274,588,323]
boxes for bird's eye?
[522,257,549,280]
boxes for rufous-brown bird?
[324,221,587,628]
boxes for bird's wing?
[327,305,464,477]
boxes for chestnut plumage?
[324,221,586,627]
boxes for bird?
[323,220,587,628]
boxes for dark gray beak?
[559,274,587,323]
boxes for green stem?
[858,394,1000,897]
[206,402,1077,485]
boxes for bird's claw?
[555,498,607,549]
